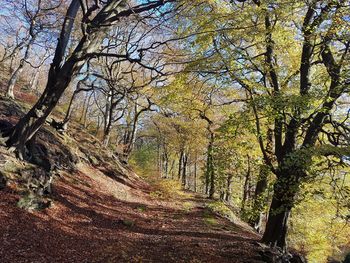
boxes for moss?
[17,192,51,211]
[121,219,134,227]
[3,160,22,173]
[136,205,147,212]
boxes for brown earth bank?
[0,163,266,263]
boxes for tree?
[176,0,350,251]
[2,0,62,99]
[3,0,177,159]
[120,96,154,162]
[260,1,350,250]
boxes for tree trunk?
[178,150,184,180]
[157,140,162,176]
[5,31,97,157]
[122,103,143,163]
[193,155,197,192]
[102,91,112,146]
[4,0,84,156]
[8,50,19,75]
[182,152,188,187]
[206,132,215,198]
[5,57,80,158]
[262,197,290,251]
[241,155,251,213]
[262,170,300,251]
[6,63,24,99]
[205,152,210,195]
[6,32,36,99]
[103,129,111,147]
[80,92,89,123]
[163,150,169,178]
[170,159,175,179]
[225,174,233,202]
[95,115,102,136]
[208,161,215,198]
[102,104,113,147]
[29,68,40,91]
[64,90,78,124]
[250,164,269,232]
[83,93,93,128]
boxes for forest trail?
[0,162,264,263]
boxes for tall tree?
[178,0,350,250]
[3,0,176,159]
[2,0,62,99]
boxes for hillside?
[0,167,264,263]
[1,1,350,261]
[0,96,276,263]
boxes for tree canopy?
[0,0,349,262]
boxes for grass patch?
[206,201,238,222]
[136,205,147,212]
[204,217,217,226]
[203,216,218,226]
[149,178,190,200]
[182,201,194,212]
[150,190,164,199]
[202,208,218,226]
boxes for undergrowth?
[206,201,245,227]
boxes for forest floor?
[0,94,267,263]
[0,162,266,263]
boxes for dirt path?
[0,164,265,263]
